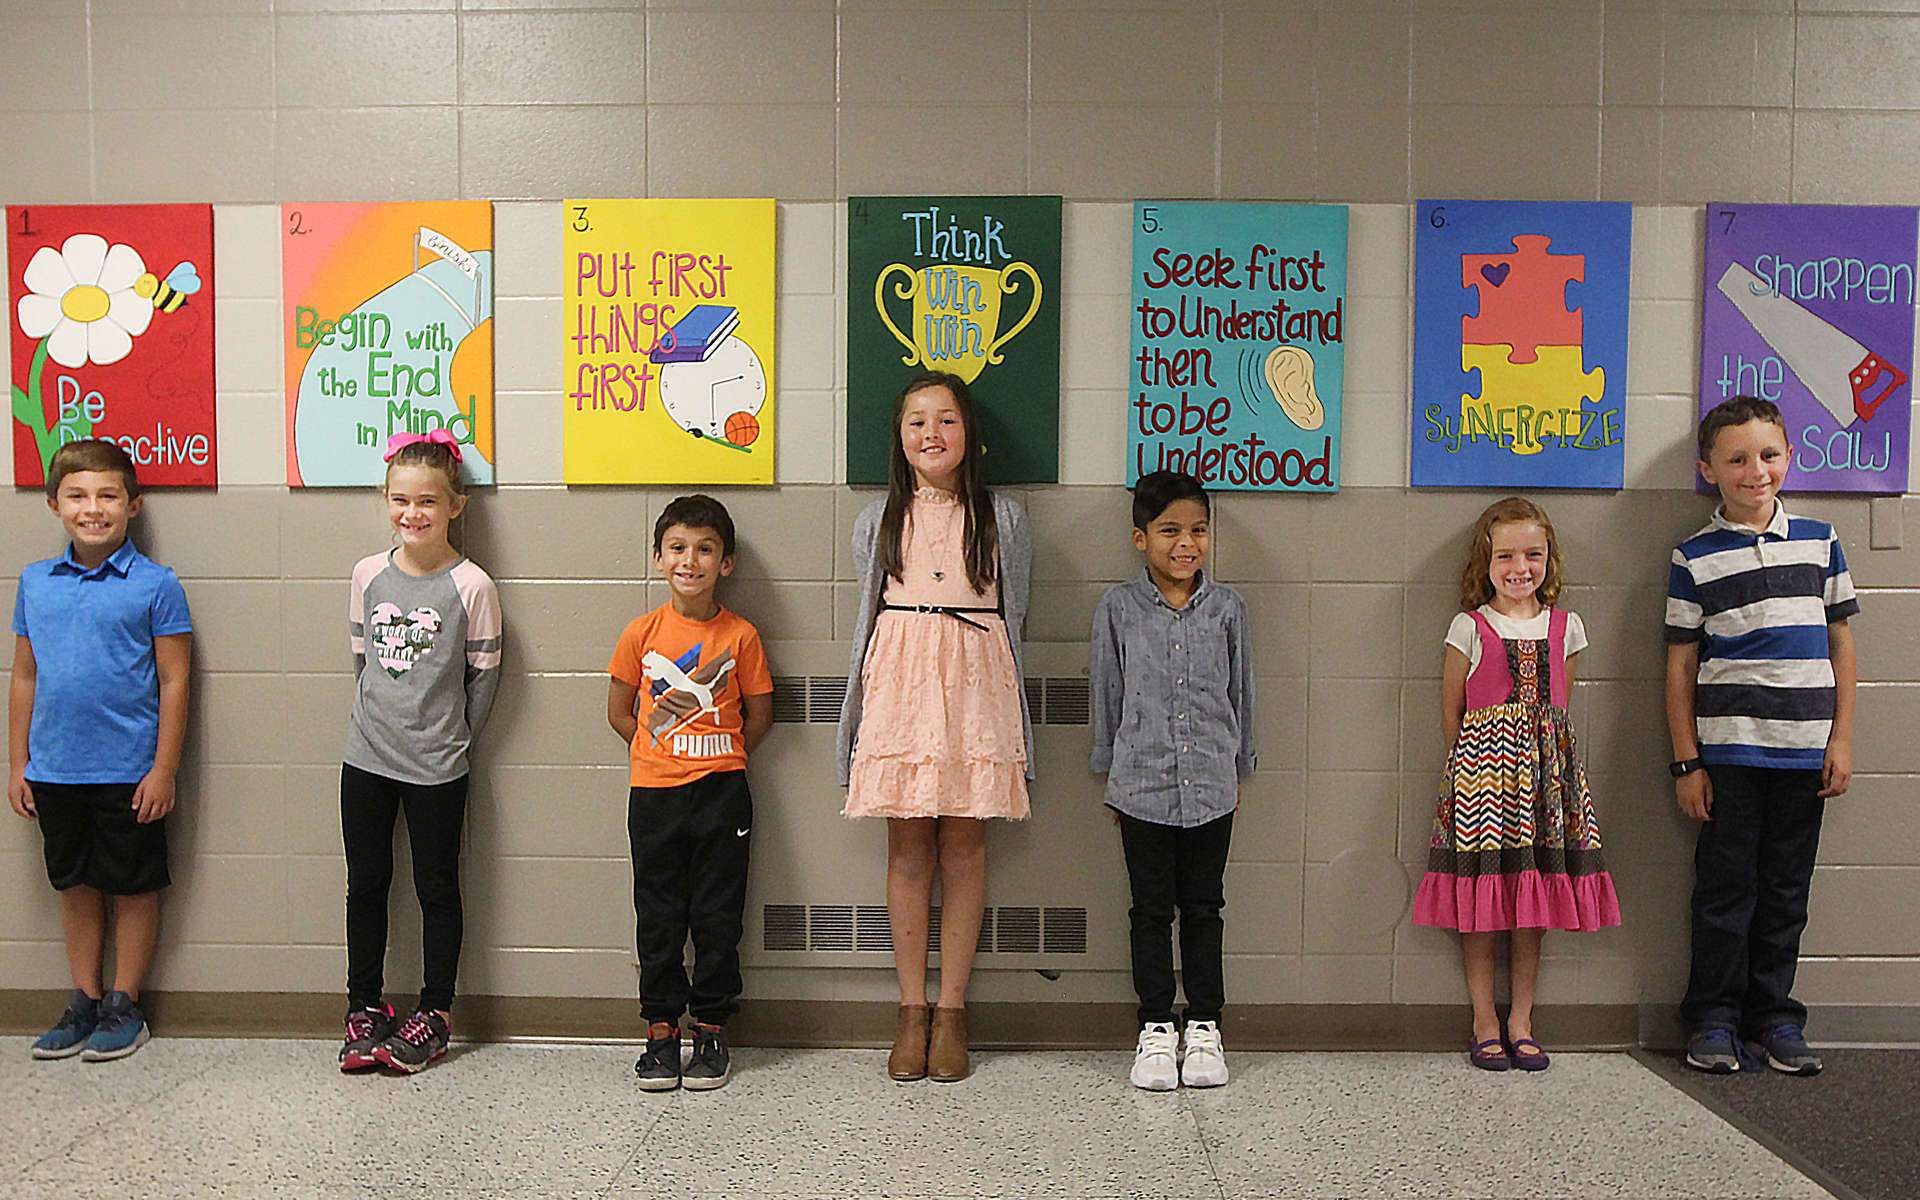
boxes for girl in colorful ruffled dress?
[1413,497,1621,1072]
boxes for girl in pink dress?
[837,371,1032,1084]
[1413,498,1620,1072]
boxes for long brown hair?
[877,371,998,593]
[1459,496,1564,611]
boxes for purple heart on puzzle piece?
[1480,263,1511,287]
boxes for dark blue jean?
[1681,764,1824,1036]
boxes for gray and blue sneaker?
[1685,1028,1742,1074]
[682,1022,731,1091]
[80,991,149,1062]
[31,990,99,1060]
[1757,1023,1823,1076]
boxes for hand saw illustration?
[1716,261,1907,424]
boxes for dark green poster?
[847,196,1062,484]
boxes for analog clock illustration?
[658,334,768,450]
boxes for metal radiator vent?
[997,905,1041,953]
[1023,677,1094,725]
[1042,678,1092,725]
[1043,906,1089,954]
[855,905,892,952]
[773,676,1089,724]
[808,904,854,952]
[770,676,850,723]
[763,904,806,951]
[761,903,1088,954]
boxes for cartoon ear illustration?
[1263,345,1324,431]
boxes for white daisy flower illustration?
[15,233,155,368]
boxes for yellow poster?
[563,199,775,485]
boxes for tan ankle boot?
[928,1006,969,1082]
[887,1004,930,1081]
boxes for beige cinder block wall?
[1,2,1916,1038]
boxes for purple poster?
[1700,203,1915,493]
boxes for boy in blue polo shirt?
[8,440,192,1061]
[1665,396,1858,1077]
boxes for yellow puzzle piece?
[1460,344,1605,457]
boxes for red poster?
[9,204,217,487]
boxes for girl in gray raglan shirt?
[336,433,502,1075]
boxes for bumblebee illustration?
[134,261,202,313]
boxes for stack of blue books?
[650,305,741,364]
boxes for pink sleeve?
[453,561,503,670]
[347,554,384,656]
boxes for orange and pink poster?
[9,203,216,487]
[283,201,494,487]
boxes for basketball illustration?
[724,410,761,447]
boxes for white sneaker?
[1129,1021,1180,1091]
[1180,1020,1229,1088]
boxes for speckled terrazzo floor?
[3,1039,1835,1200]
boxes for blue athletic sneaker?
[1685,1028,1742,1074]
[1756,1023,1824,1076]
[31,990,99,1060]
[80,991,149,1062]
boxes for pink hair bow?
[382,429,464,463]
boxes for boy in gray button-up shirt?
[1090,471,1256,1092]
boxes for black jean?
[1681,763,1825,1037]
[628,770,753,1026]
[341,763,469,1014]
[1117,808,1234,1026]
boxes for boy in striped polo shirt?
[1665,396,1858,1077]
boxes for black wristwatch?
[1669,757,1705,778]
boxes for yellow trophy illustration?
[874,261,1042,384]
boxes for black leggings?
[341,763,469,1014]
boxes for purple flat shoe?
[1469,1038,1511,1071]
[1509,1037,1551,1072]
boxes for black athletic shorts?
[33,781,171,895]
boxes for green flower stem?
[11,339,56,466]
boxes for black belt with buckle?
[881,603,998,631]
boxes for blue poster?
[1128,201,1346,492]
[1412,200,1631,489]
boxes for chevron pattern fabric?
[1423,640,1610,884]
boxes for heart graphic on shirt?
[369,602,443,677]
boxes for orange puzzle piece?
[1461,234,1583,365]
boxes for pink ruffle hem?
[842,758,1030,820]
[1411,868,1621,933]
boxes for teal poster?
[1128,202,1346,491]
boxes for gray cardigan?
[836,490,1034,787]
